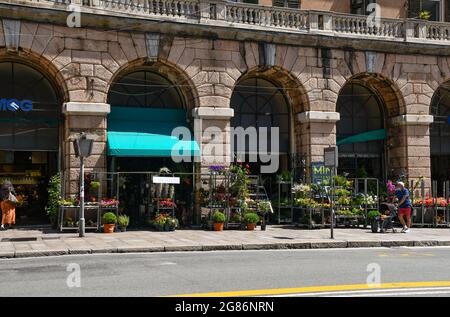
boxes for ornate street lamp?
[73,133,94,237]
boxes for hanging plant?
[419,10,431,20]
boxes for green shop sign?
[311,162,331,185]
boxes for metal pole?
[79,156,85,237]
[330,167,335,240]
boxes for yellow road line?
[167,281,450,297]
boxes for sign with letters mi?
[0,99,33,112]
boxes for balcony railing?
[4,0,450,45]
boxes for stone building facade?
[0,0,449,198]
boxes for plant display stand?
[58,205,100,232]
[276,181,294,224]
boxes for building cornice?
[2,3,450,56]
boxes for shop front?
[105,68,199,226]
[0,61,61,225]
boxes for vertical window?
[272,0,299,9]
[409,0,442,21]
[351,0,376,15]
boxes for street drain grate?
[1,237,38,242]
[272,236,295,240]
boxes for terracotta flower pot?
[246,223,256,231]
[103,224,115,233]
[214,223,224,231]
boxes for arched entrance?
[106,63,199,225]
[430,83,450,195]
[336,81,387,180]
[0,61,61,224]
[230,73,296,201]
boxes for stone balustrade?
[5,0,450,45]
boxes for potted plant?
[243,213,260,231]
[213,211,226,231]
[419,10,431,20]
[45,174,61,228]
[165,217,179,231]
[117,215,129,232]
[90,180,100,189]
[102,212,117,233]
[257,200,273,231]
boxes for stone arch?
[230,66,310,171]
[107,58,199,110]
[339,72,406,117]
[0,48,69,103]
[336,72,407,180]
[237,66,310,115]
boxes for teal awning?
[107,107,199,157]
[337,129,387,146]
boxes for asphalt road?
[1,247,450,297]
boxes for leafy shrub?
[117,215,129,227]
[367,210,381,221]
[213,211,226,223]
[243,213,260,224]
[45,174,61,225]
[102,212,117,224]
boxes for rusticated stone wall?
[0,17,447,194]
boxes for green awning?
[337,129,387,146]
[107,107,200,157]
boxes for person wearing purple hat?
[395,181,412,233]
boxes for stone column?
[192,107,234,172]
[390,114,434,195]
[62,102,110,197]
[297,111,340,180]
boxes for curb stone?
[286,242,312,249]
[0,251,14,258]
[165,245,203,252]
[380,241,415,247]
[311,241,348,249]
[90,247,118,254]
[117,246,164,253]
[347,241,382,248]
[202,244,243,251]
[2,239,450,258]
[413,240,439,247]
[14,249,68,258]
[242,243,290,250]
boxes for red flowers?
[158,199,177,208]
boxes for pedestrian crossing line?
[167,281,450,297]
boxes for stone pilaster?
[297,111,340,180]
[62,102,110,197]
[192,107,234,173]
[390,114,434,195]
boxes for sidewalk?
[1,226,450,259]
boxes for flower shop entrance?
[430,82,450,196]
[0,61,62,225]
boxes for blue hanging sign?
[0,99,33,112]
[448,116,450,124]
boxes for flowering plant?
[100,198,119,207]
[158,198,177,208]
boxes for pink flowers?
[386,181,396,196]
[100,198,119,207]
